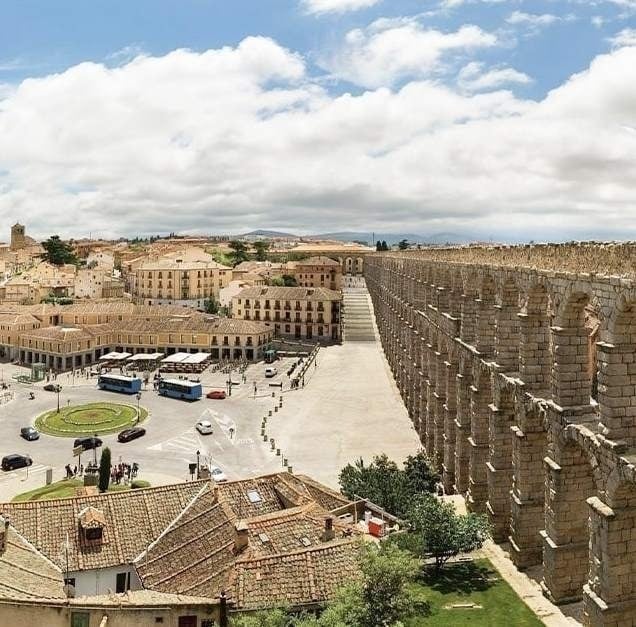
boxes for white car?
[196,420,214,435]
[209,465,227,482]
[265,367,277,378]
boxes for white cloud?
[506,11,560,26]
[321,20,498,88]
[610,27,636,46]
[458,61,532,91]
[1,37,636,240]
[302,0,380,14]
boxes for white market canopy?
[127,353,164,362]
[161,352,191,364]
[99,352,132,361]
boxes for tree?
[338,453,438,518]
[270,276,285,286]
[229,240,249,265]
[320,543,422,627]
[376,241,383,252]
[282,274,297,287]
[398,239,409,250]
[381,240,389,251]
[253,240,270,261]
[405,494,491,570]
[204,297,220,314]
[98,447,111,493]
[42,235,78,266]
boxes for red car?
[207,390,226,400]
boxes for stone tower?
[10,223,26,250]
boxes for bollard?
[274,406,278,413]
[263,434,268,441]
[287,466,293,473]
[283,457,288,467]
[270,441,276,451]
[276,448,281,456]
[261,428,265,436]
[268,410,272,417]
[272,391,275,398]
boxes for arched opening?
[585,479,636,623]
[460,275,478,345]
[519,284,551,395]
[448,271,463,320]
[454,353,472,495]
[543,438,597,604]
[467,361,491,513]
[598,303,636,445]
[494,279,521,373]
[551,292,598,408]
[442,343,458,494]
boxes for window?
[85,527,103,541]
[116,571,131,593]
[71,612,90,627]
[247,490,262,503]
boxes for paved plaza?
[0,335,419,500]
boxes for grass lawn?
[405,559,543,626]
[35,402,148,437]
[12,478,151,502]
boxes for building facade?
[290,256,342,291]
[232,286,342,343]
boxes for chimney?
[0,516,9,555]
[234,520,249,553]
[322,516,335,542]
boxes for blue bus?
[98,374,142,394]
[157,379,203,401]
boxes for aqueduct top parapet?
[394,242,636,278]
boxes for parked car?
[265,367,278,378]
[1,454,33,471]
[20,427,40,441]
[206,390,226,400]
[43,383,57,392]
[117,427,146,443]
[73,436,103,451]
[209,465,227,482]
[196,420,214,435]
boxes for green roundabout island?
[34,402,148,437]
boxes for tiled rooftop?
[235,286,341,301]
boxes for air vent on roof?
[299,536,311,547]
[258,533,271,544]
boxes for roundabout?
[34,402,148,437]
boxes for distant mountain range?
[241,230,471,245]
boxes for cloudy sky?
[1,0,635,241]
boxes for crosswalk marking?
[147,430,201,454]
[0,463,49,484]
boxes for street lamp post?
[196,449,201,479]
[136,392,142,424]
[56,384,62,413]
[93,433,98,466]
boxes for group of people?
[110,462,139,484]
[64,463,85,478]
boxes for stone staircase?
[342,284,377,342]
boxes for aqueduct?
[365,244,636,627]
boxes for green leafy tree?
[405,494,491,570]
[229,240,249,265]
[398,239,409,250]
[339,453,438,518]
[42,235,78,266]
[321,543,421,627]
[98,447,111,493]
[203,297,220,314]
[270,276,285,287]
[381,240,389,251]
[282,274,298,287]
[253,240,270,261]
[376,241,383,252]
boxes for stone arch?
[355,257,364,275]
[448,268,463,319]
[598,293,636,446]
[459,270,479,345]
[551,288,601,408]
[543,430,601,604]
[345,257,353,274]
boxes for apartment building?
[232,286,342,342]
[290,256,342,291]
[134,259,231,309]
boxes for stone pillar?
[494,304,520,373]
[454,371,471,495]
[467,376,490,513]
[584,496,636,626]
[551,325,592,408]
[433,347,447,472]
[597,341,636,447]
[475,300,496,357]
[486,387,515,542]
[542,438,596,604]
[425,343,436,459]
[509,403,547,570]
[518,312,551,391]
[460,293,477,345]
[442,359,458,493]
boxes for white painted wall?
[68,565,142,597]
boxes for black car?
[43,383,57,392]
[1,454,33,471]
[117,427,146,443]
[20,427,40,441]
[73,436,103,451]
